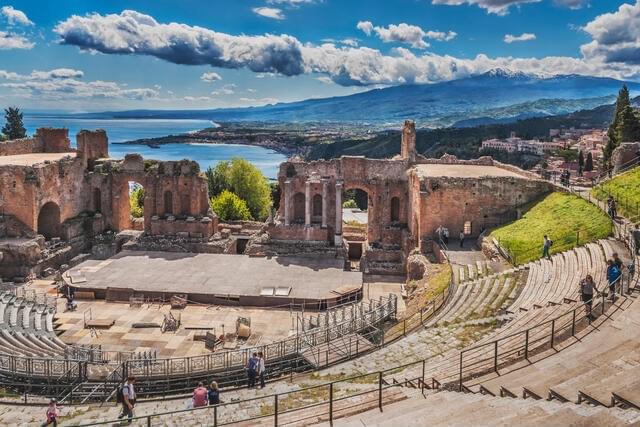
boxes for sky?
[0,0,639,112]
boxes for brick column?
[284,180,292,226]
[335,180,343,246]
[305,181,311,226]
[321,179,328,228]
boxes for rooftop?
[414,163,526,179]
[0,152,76,167]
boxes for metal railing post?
[378,371,383,412]
[274,394,279,427]
[147,416,151,427]
[458,352,463,391]
[602,293,606,315]
[524,329,529,360]
[329,383,334,425]
[571,309,576,336]
[550,319,555,348]
[214,405,218,427]
[494,341,498,372]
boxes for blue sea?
[23,115,287,179]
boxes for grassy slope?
[592,167,640,222]
[489,192,612,265]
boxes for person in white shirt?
[118,376,136,424]
[258,352,266,389]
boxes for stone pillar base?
[334,234,343,246]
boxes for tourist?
[247,352,259,388]
[118,375,136,424]
[208,381,220,405]
[40,398,59,427]
[258,352,266,388]
[459,230,465,248]
[579,275,598,319]
[542,235,553,260]
[193,381,208,408]
[607,259,622,301]
[607,197,617,219]
[633,224,640,255]
[443,227,449,244]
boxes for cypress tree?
[616,105,640,144]
[1,107,27,140]
[577,150,584,175]
[604,85,632,166]
[585,151,594,172]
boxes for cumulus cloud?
[252,7,285,20]
[183,95,211,101]
[504,33,536,43]
[52,9,640,87]
[0,67,158,100]
[54,10,304,75]
[211,84,236,96]
[431,0,541,16]
[554,0,588,9]
[1,5,33,25]
[200,71,222,82]
[357,22,456,49]
[581,1,640,65]
[0,30,33,49]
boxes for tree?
[130,186,145,218]
[343,199,358,209]
[616,105,640,143]
[270,182,281,210]
[577,150,584,175]
[604,85,632,166]
[205,158,272,220]
[585,151,594,172]
[2,107,27,140]
[210,190,251,221]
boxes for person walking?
[208,381,220,405]
[459,230,465,248]
[192,382,208,408]
[40,398,59,427]
[258,352,266,389]
[542,235,553,260]
[632,224,640,255]
[579,275,598,320]
[246,353,259,388]
[607,259,622,302]
[118,376,136,424]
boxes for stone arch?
[37,202,61,240]
[312,193,323,221]
[390,196,400,222]
[93,188,102,212]
[164,191,173,216]
[293,192,305,223]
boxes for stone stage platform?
[64,251,363,308]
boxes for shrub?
[210,190,251,221]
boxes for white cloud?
[200,71,222,82]
[211,83,236,96]
[0,67,158,100]
[431,0,541,16]
[340,38,359,47]
[504,33,537,43]
[252,7,285,20]
[316,76,334,84]
[581,0,640,65]
[0,30,33,49]
[183,95,211,101]
[52,9,640,87]
[267,0,317,5]
[554,0,588,9]
[1,5,33,26]
[357,22,457,49]
[238,97,278,105]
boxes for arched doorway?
[37,202,61,239]
[128,181,145,219]
[293,193,305,223]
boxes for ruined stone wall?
[77,129,109,169]
[415,173,553,241]
[0,128,72,157]
[0,137,42,156]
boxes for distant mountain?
[84,70,640,128]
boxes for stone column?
[321,179,328,228]
[334,180,343,246]
[305,181,311,226]
[284,180,292,226]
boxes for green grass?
[489,192,612,265]
[592,167,640,223]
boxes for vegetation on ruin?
[129,186,145,218]
[206,158,272,220]
[489,192,612,265]
[210,190,252,221]
[342,199,358,209]
[1,107,27,140]
[604,86,640,168]
[592,167,640,222]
